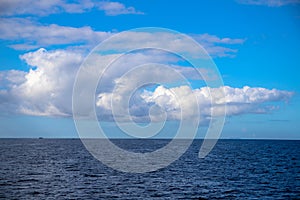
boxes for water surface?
[0,139,299,199]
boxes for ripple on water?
[0,139,299,199]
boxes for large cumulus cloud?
[0,48,294,122]
[97,85,293,121]
[0,48,82,116]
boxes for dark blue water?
[0,139,299,199]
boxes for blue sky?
[0,0,299,139]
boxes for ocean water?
[0,139,299,199]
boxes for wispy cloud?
[236,0,300,7]
[192,34,244,45]
[98,1,144,16]
[0,18,111,50]
[192,34,245,58]
[0,18,244,57]
[0,0,143,16]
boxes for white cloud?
[0,17,244,57]
[0,0,143,16]
[98,1,144,16]
[236,0,300,7]
[96,85,293,121]
[192,34,244,45]
[0,48,293,121]
[0,18,111,50]
[0,48,194,116]
[192,34,245,58]
[0,70,26,86]
[0,48,83,116]
[80,31,245,58]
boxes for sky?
[0,0,299,139]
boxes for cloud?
[0,18,111,50]
[0,0,143,16]
[0,48,83,116]
[98,1,144,16]
[192,33,244,45]
[0,48,293,121]
[0,48,195,116]
[76,30,245,58]
[0,18,244,57]
[192,34,245,58]
[0,18,245,58]
[236,0,300,7]
[97,85,293,121]
[0,70,26,86]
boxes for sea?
[0,139,299,199]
